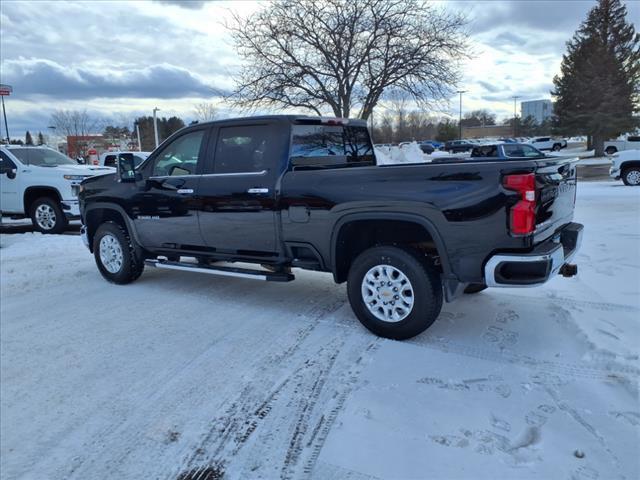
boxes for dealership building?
[521,99,553,124]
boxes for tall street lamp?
[153,107,160,148]
[512,96,520,137]
[457,90,466,140]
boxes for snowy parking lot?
[1,181,638,479]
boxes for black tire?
[30,197,68,234]
[347,246,443,340]
[605,146,617,155]
[552,143,562,151]
[93,221,144,284]
[622,167,640,186]
[464,283,487,294]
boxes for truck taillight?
[503,173,536,235]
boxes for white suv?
[527,137,567,151]
[1,145,113,233]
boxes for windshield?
[10,148,76,166]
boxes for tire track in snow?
[171,300,378,479]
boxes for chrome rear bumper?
[484,223,583,287]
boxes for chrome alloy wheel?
[99,234,124,274]
[35,203,57,230]
[625,169,640,185]
[361,264,415,322]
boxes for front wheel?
[552,144,562,151]
[30,197,67,234]
[93,221,144,284]
[347,246,443,340]
[622,167,640,186]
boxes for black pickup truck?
[79,116,583,340]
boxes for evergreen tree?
[25,131,34,145]
[552,0,640,155]
[37,132,45,145]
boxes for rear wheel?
[552,143,562,151]
[93,221,144,284]
[347,246,443,340]
[605,146,617,155]
[30,197,67,234]
[622,167,640,186]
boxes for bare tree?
[193,102,218,122]
[227,0,469,119]
[49,110,103,137]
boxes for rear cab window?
[290,123,375,168]
[503,144,544,158]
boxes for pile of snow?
[375,141,458,165]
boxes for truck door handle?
[247,188,269,194]
[177,188,194,194]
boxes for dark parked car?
[79,115,583,340]
[418,142,435,154]
[443,140,477,153]
[470,143,547,159]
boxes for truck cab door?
[0,151,20,213]
[130,128,208,249]
[197,121,284,257]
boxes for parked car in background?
[604,134,640,155]
[443,140,477,153]
[609,150,640,186]
[421,140,442,149]
[527,137,567,151]
[469,143,547,160]
[99,151,151,168]
[0,145,113,233]
[418,142,435,154]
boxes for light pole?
[0,84,13,143]
[47,126,56,146]
[152,107,160,148]
[135,121,142,151]
[512,96,520,138]
[457,90,466,140]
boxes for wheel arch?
[621,160,640,171]
[330,212,453,284]
[23,186,62,213]
[84,203,139,253]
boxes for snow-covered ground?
[1,181,638,480]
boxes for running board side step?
[145,259,295,282]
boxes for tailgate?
[534,157,579,241]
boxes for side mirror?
[117,153,137,183]
[1,164,16,179]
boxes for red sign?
[0,84,12,96]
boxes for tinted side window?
[214,125,270,174]
[290,125,374,166]
[104,155,117,167]
[152,130,205,177]
[627,136,640,142]
[471,145,498,157]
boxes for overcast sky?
[1,0,638,138]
